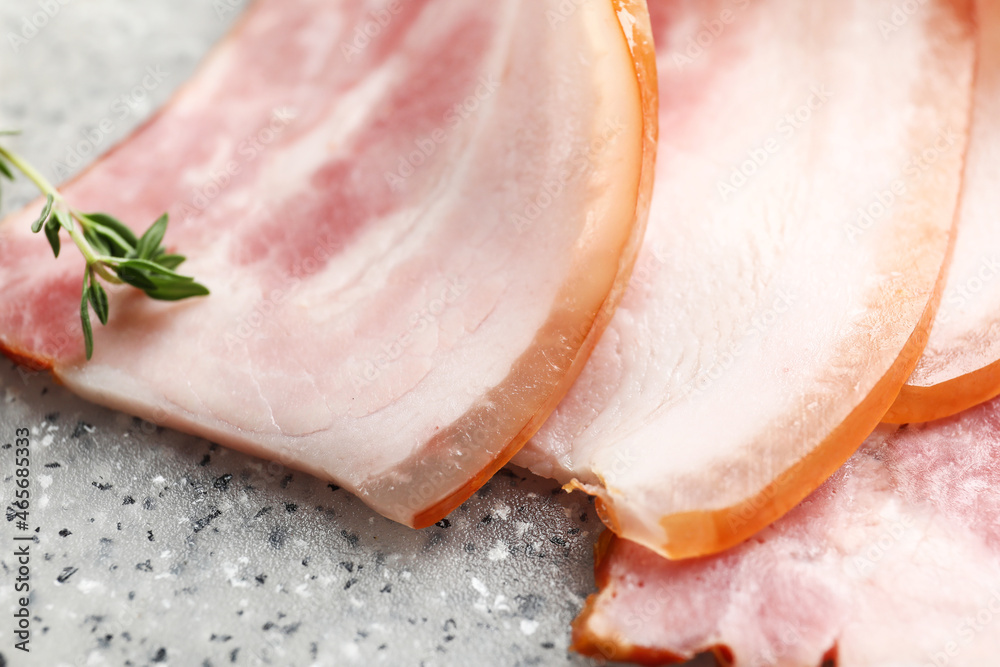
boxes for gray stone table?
[0,2,713,666]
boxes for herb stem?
[1,133,208,360]
[0,144,63,204]
[64,224,122,284]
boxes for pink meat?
[575,399,1000,666]
[513,0,975,560]
[0,0,657,527]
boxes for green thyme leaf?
[145,280,211,301]
[83,212,138,248]
[115,266,157,290]
[155,254,187,270]
[116,257,193,281]
[44,216,61,257]
[88,281,109,326]
[135,213,168,260]
[31,194,55,233]
[1,138,207,361]
[83,225,110,256]
[54,209,74,231]
[80,272,94,361]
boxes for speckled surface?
[0,2,713,666]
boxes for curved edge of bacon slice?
[371,0,660,529]
[0,0,657,528]
[513,0,976,560]
[573,399,1000,667]
[887,0,1000,425]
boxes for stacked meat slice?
[533,0,1000,664]
[515,0,976,560]
[0,0,657,528]
[3,0,1000,663]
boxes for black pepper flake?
[192,510,222,533]
[199,454,211,467]
[464,543,475,553]
[147,531,154,542]
[340,530,359,547]
[213,474,232,491]
[151,647,167,663]
[123,496,135,505]
[339,561,354,573]
[279,474,293,489]
[435,519,451,529]
[56,567,78,583]
[481,514,492,524]
[91,481,112,491]
[380,584,392,593]
[58,529,72,537]
[136,560,153,573]
[343,578,358,590]
[327,484,340,492]
[255,574,267,585]
[253,506,272,519]
[541,642,555,649]
[549,536,566,546]
[284,503,297,513]
[44,412,59,422]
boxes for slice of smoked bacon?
[575,402,1000,666]
[513,0,975,558]
[0,0,657,527]
[887,0,1000,424]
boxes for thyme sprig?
[0,139,209,360]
